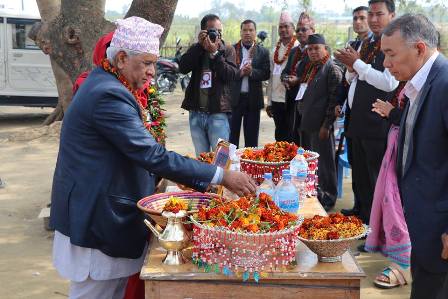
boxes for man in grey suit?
[292,34,342,210]
[382,14,448,298]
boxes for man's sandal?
[373,263,411,289]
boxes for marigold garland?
[289,47,304,76]
[299,54,330,84]
[273,37,296,65]
[101,58,167,144]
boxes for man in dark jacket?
[229,19,270,148]
[382,14,448,299]
[50,17,256,298]
[179,14,238,156]
[293,34,342,210]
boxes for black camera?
[207,28,219,42]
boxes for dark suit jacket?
[281,46,308,109]
[295,59,342,132]
[50,67,216,259]
[397,54,448,273]
[231,43,270,110]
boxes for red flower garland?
[235,40,255,67]
[289,47,304,76]
[360,37,381,65]
[299,54,330,84]
[273,37,296,65]
[101,58,166,144]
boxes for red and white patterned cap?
[110,16,164,56]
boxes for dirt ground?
[0,90,410,298]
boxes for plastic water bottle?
[290,147,308,200]
[274,169,299,213]
[257,173,275,198]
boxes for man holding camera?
[179,14,238,156]
[229,19,270,148]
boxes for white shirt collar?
[404,51,439,102]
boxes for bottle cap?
[297,147,305,155]
[264,172,273,179]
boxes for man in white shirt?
[381,13,448,299]
[266,11,299,142]
[334,0,398,234]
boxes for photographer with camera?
[179,14,238,156]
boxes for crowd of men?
[179,1,448,297]
[47,0,447,298]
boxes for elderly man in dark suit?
[291,34,342,210]
[50,17,256,299]
[229,19,270,148]
[382,14,448,299]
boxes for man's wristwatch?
[210,50,219,59]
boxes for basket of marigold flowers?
[236,142,319,187]
[190,192,304,281]
[297,213,369,263]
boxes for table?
[140,197,365,299]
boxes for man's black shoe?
[323,204,335,212]
[341,208,360,216]
[357,243,368,253]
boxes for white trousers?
[69,276,128,299]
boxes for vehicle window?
[11,23,39,50]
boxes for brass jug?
[144,210,189,265]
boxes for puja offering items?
[191,193,303,281]
[298,213,364,240]
[162,196,189,214]
[144,210,189,265]
[137,192,219,228]
[298,213,368,263]
[198,152,215,164]
[240,141,298,162]
[238,142,319,194]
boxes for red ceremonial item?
[273,37,296,65]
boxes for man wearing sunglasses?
[280,12,315,145]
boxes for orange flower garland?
[289,47,304,76]
[101,58,166,144]
[273,37,296,65]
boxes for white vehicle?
[0,13,57,107]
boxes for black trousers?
[350,136,386,224]
[410,251,448,299]
[271,101,291,142]
[229,94,260,148]
[301,129,337,207]
[344,112,360,211]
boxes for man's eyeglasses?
[296,27,310,33]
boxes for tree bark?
[32,0,178,125]
[125,0,179,46]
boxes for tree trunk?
[125,0,179,46]
[31,0,178,125]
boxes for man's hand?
[334,46,360,69]
[372,99,394,118]
[266,106,273,118]
[335,105,342,117]
[198,30,208,48]
[240,63,252,77]
[441,233,448,260]
[287,75,299,88]
[221,170,257,197]
[203,36,220,54]
[319,126,330,140]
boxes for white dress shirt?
[346,36,399,108]
[240,43,252,93]
[267,39,300,105]
[53,231,148,282]
[404,51,439,106]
